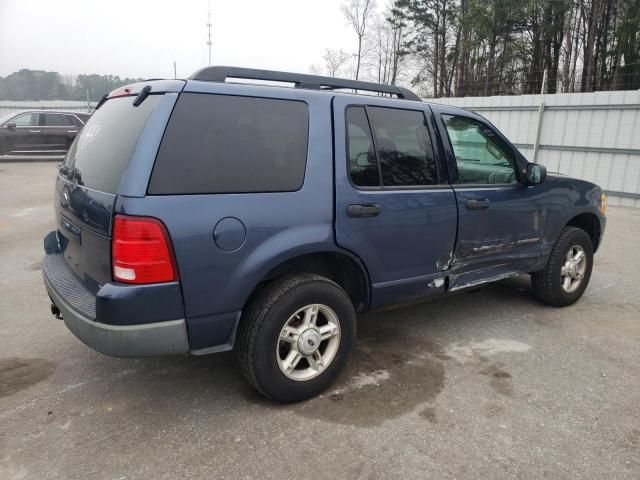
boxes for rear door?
[42,112,77,152]
[333,96,457,307]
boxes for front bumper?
[43,254,189,357]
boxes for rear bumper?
[43,253,189,357]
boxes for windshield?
[64,95,161,193]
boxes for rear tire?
[531,227,593,307]
[236,274,356,402]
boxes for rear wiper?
[133,85,152,107]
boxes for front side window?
[442,114,518,184]
[149,93,309,194]
[12,113,37,127]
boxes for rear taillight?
[112,215,178,284]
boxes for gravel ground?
[1,162,638,480]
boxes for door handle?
[347,203,381,218]
[30,130,41,133]
[67,130,78,134]
[465,198,490,210]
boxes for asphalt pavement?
[1,162,638,480]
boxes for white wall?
[431,90,640,208]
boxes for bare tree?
[323,48,352,77]
[311,0,640,97]
[341,0,376,80]
[309,63,324,76]
[372,17,393,83]
[369,9,407,85]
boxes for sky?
[0,0,358,79]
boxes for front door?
[333,96,458,308]
[433,107,546,289]
[4,112,41,153]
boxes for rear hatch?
[54,85,174,292]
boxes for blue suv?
[43,67,606,402]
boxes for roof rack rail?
[189,66,422,102]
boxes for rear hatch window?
[56,94,162,287]
[66,95,162,193]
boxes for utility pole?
[206,0,212,65]
[173,60,177,79]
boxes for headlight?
[600,192,607,215]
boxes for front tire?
[236,274,356,402]
[531,227,593,307]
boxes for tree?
[323,48,352,77]
[383,0,638,97]
[0,69,144,101]
[342,0,377,80]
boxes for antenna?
[206,0,212,65]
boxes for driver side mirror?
[525,162,546,185]
[6,122,16,130]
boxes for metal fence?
[0,100,96,117]
[3,94,639,207]
[431,90,640,208]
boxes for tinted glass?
[346,106,379,187]
[66,95,161,193]
[12,113,36,126]
[44,113,73,126]
[367,107,437,186]
[442,114,518,184]
[149,93,309,194]
[75,113,91,124]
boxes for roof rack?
[189,66,422,102]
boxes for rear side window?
[149,93,309,194]
[44,113,73,126]
[367,107,438,187]
[346,106,438,188]
[347,107,379,187]
[66,95,161,193]
[75,113,91,124]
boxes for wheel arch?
[244,249,371,314]
[566,212,602,252]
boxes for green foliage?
[0,69,144,101]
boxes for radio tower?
[206,0,212,65]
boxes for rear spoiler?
[95,79,186,110]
